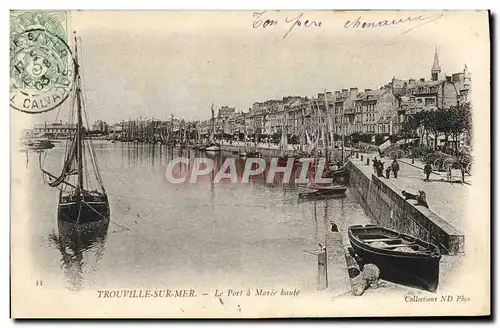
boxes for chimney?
[325,91,333,98]
[364,88,371,92]
[318,93,324,100]
[342,89,348,93]
[420,78,425,82]
[350,87,358,93]
[409,78,415,84]
[335,90,341,96]
[445,76,452,83]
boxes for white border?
[3,1,497,326]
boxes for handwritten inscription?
[253,11,322,39]
[344,14,443,29]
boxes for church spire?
[464,64,470,86]
[431,47,441,81]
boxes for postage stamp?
[10,11,74,114]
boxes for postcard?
[10,10,490,318]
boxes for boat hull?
[205,145,221,151]
[348,225,441,292]
[246,152,261,158]
[298,191,347,200]
[58,196,110,224]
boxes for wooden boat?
[298,185,347,199]
[21,137,55,150]
[40,35,110,225]
[327,166,349,185]
[205,143,221,151]
[301,185,347,195]
[298,190,347,200]
[239,151,248,157]
[348,225,441,292]
[246,151,262,158]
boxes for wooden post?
[317,249,328,290]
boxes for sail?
[41,133,78,188]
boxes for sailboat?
[246,120,262,158]
[40,34,110,224]
[277,110,291,163]
[324,90,349,184]
[238,126,249,157]
[205,102,221,152]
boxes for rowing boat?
[348,224,441,292]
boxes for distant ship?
[19,136,55,152]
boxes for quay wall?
[346,161,464,255]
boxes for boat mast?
[341,104,345,164]
[74,34,84,194]
[323,89,333,163]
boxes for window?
[425,98,435,106]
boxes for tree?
[374,134,385,145]
[449,103,472,153]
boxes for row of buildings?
[25,50,471,144]
[196,50,471,140]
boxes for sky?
[14,10,489,126]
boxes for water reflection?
[37,142,371,291]
[48,219,109,291]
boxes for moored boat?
[298,190,347,199]
[348,224,441,292]
[299,185,347,198]
[40,35,110,225]
[205,143,221,151]
[246,151,261,158]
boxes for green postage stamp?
[10,11,74,113]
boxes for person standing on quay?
[377,160,385,177]
[424,163,433,182]
[372,157,378,175]
[391,159,400,179]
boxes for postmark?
[10,11,74,114]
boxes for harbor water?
[25,141,372,292]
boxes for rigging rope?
[78,38,106,193]
[81,200,130,231]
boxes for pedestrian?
[391,159,400,179]
[385,166,391,179]
[377,160,385,177]
[460,162,466,184]
[424,163,432,182]
[417,190,429,208]
[372,157,378,175]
